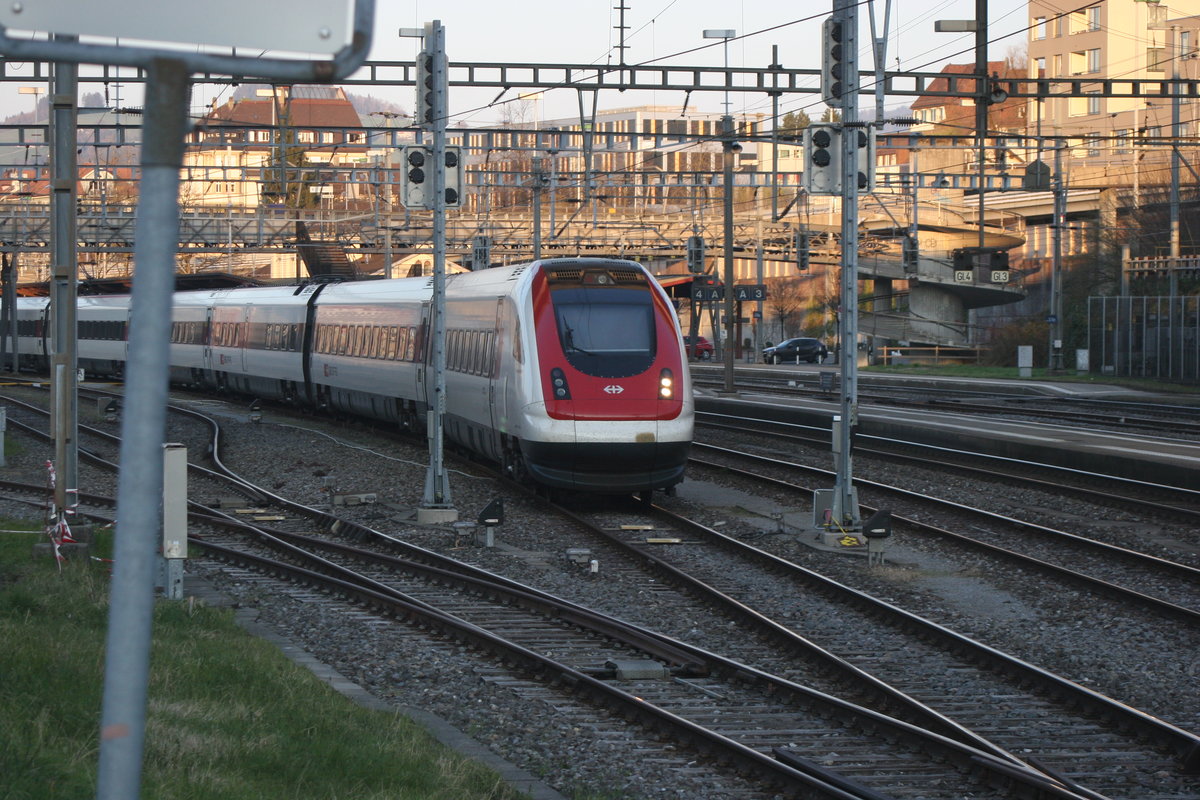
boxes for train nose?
[521,426,690,493]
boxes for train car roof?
[17,272,266,297]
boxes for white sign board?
[0,0,353,55]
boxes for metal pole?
[911,148,920,262]
[976,0,988,254]
[755,219,763,361]
[721,112,736,390]
[770,45,781,223]
[532,157,543,259]
[1,252,15,372]
[96,57,190,800]
[1170,25,1181,298]
[834,0,861,528]
[50,52,78,509]
[869,0,892,123]
[421,20,453,514]
[1050,142,1064,372]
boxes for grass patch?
[0,520,528,800]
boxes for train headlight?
[659,368,674,399]
[550,367,571,399]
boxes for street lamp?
[936,2,989,255]
[19,85,45,125]
[702,29,735,115]
[19,86,45,150]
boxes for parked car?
[763,337,828,364]
[683,335,714,360]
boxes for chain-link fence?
[1088,296,1200,384]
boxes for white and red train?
[16,258,694,494]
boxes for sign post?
[0,7,375,799]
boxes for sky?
[377,0,1032,125]
[0,0,1031,127]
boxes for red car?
[683,335,714,360]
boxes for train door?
[416,301,433,417]
[201,306,215,379]
[488,298,506,447]
[235,305,249,375]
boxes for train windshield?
[552,287,655,377]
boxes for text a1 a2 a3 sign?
[691,284,768,302]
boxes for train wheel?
[502,444,529,485]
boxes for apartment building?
[1027,0,1200,185]
[461,105,764,214]
[906,60,1030,182]
[185,85,372,209]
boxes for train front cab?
[521,260,692,493]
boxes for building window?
[1147,47,1165,72]
[1183,31,1193,57]
[1087,6,1100,31]
[1088,48,1101,73]
[1087,93,1101,115]
[1114,129,1130,154]
[1070,9,1086,34]
[1035,16,1047,39]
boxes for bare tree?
[1005,43,1028,71]
[763,277,807,343]
[483,98,540,212]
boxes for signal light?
[444,146,463,207]
[802,123,841,195]
[407,147,426,182]
[796,230,810,272]
[902,233,919,273]
[400,145,430,208]
[398,144,465,209]
[821,16,848,107]
[686,235,705,272]
[801,124,875,196]
[416,50,434,127]
[853,127,876,193]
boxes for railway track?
[559,498,1200,798]
[691,370,1200,437]
[194,522,1096,799]
[688,442,1200,623]
[4,385,1199,797]
[697,411,1200,520]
